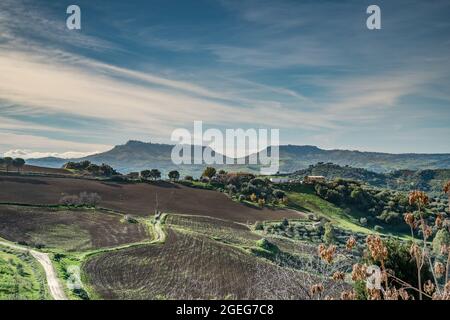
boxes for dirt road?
[0,240,67,300]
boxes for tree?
[99,163,117,176]
[140,170,151,180]
[432,229,450,255]
[0,158,5,170]
[168,170,180,181]
[202,167,216,179]
[150,169,161,181]
[12,158,25,173]
[3,157,13,173]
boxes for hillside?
[26,140,450,175]
[291,163,450,194]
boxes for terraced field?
[0,206,149,251]
[0,175,302,222]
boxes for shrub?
[432,229,450,255]
[359,217,368,226]
[258,198,265,208]
[254,221,264,231]
[256,238,279,253]
[323,222,335,244]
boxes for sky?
[1,0,450,158]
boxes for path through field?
[0,240,67,300]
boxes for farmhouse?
[303,175,326,184]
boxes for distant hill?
[26,140,450,176]
[268,145,450,173]
[290,162,450,195]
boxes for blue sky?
[1,0,450,158]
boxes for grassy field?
[0,205,149,251]
[0,245,49,300]
[281,184,373,233]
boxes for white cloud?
[3,149,100,159]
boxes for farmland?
[0,205,149,251]
[83,226,321,300]
[1,166,445,301]
[0,175,302,222]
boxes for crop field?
[0,175,302,222]
[0,206,149,251]
[166,214,261,246]
[0,245,49,300]
[83,227,316,300]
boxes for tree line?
[0,157,26,173]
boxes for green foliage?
[432,229,450,255]
[168,170,180,181]
[63,161,118,176]
[323,222,335,244]
[364,239,432,299]
[202,167,217,179]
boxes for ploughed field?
[0,175,302,223]
[82,214,325,300]
[0,205,149,251]
[83,227,312,300]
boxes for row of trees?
[0,157,25,173]
[63,161,117,177]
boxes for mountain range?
[26,140,450,176]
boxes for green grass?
[286,191,373,234]
[0,245,50,300]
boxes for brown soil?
[0,205,149,251]
[0,176,304,223]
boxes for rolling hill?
[25,140,450,175]
[290,162,450,194]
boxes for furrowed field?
[0,206,149,251]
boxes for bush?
[432,229,450,255]
[323,222,335,244]
[359,217,368,226]
[254,221,264,231]
[258,198,265,208]
[256,238,279,253]
[59,192,101,207]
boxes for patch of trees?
[201,169,287,206]
[0,157,26,173]
[140,169,161,181]
[313,179,447,228]
[63,161,118,177]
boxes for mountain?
[290,162,450,195]
[270,145,450,173]
[26,140,450,176]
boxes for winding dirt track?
[0,175,304,223]
[0,240,67,300]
